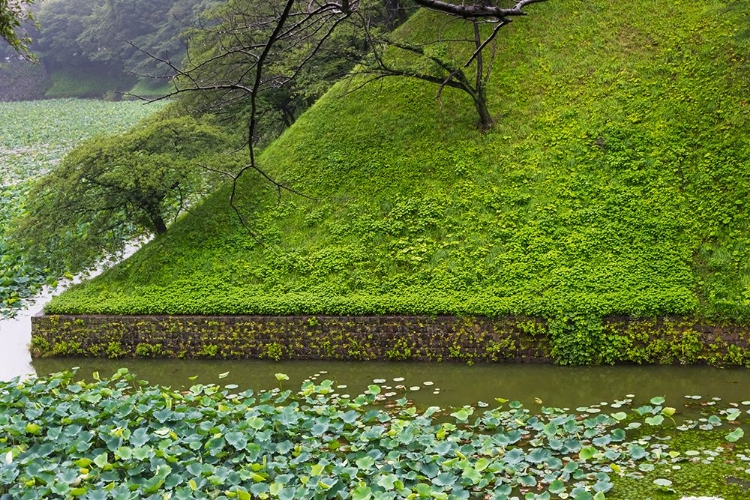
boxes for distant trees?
[167,0,400,143]
[31,0,214,87]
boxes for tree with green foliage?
[0,0,35,56]
[11,115,235,274]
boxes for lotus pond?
[3,366,750,499]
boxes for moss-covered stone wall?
[30,315,549,362]
[29,314,750,366]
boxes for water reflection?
[32,358,750,409]
[0,294,44,381]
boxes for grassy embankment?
[47,1,750,328]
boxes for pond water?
[31,357,750,410]
[4,297,750,409]
[0,287,49,381]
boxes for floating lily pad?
[727,428,745,443]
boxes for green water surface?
[32,358,750,409]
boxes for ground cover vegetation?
[43,0,750,342]
[2,369,750,499]
[0,99,163,317]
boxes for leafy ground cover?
[46,0,750,332]
[0,99,164,317]
[1,369,749,499]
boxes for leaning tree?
[12,116,234,274]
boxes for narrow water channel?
[0,244,143,382]
[31,357,750,410]
[0,289,48,381]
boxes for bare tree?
[140,0,359,232]
[358,0,545,129]
[141,0,544,232]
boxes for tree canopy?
[12,115,235,274]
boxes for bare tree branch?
[412,0,545,21]
[131,0,544,233]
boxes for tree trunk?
[152,213,168,235]
[474,94,493,130]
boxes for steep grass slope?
[47,0,750,323]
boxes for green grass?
[46,0,750,325]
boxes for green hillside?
[47,0,750,324]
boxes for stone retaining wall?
[30,315,549,362]
[29,314,750,365]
